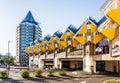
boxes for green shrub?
[48,69,54,76]
[21,69,29,78]
[58,70,66,76]
[104,79,120,83]
[0,70,8,79]
[34,69,42,77]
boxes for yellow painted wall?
[101,28,116,40]
[77,23,97,34]
[29,45,34,54]
[107,8,120,26]
[91,24,97,32]
[75,20,100,45]
[59,30,74,48]
[72,39,79,47]
[60,31,74,39]
[75,36,86,45]
[25,47,29,54]
[77,24,87,34]
[93,34,104,44]
[34,44,39,54]
[48,36,59,51]
[41,41,47,52]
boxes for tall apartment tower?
[16,11,42,66]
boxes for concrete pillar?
[59,60,62,69]
[39,58,44,68]
[83,43,96,74]
[54,57,58,69]
[29,56,32,67]
[109,40,112,57]
[33,54,36,68]
[83,57,96,73]
[53,50,58,69]
[54,57,62,69]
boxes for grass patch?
[104,79,120,83]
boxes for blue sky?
[0,0,105,55]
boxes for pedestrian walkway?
[0,67,119,83]
[80,81,87,83]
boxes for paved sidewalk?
[0,69,119,83]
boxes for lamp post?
[38,44,41,68]
[27,47,30,70]
[7,41,10,75]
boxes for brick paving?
[0,68,119,83]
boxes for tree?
[9,56,15,65]
[0,56,16,65]
[0,59,4,64]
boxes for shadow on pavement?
[96,71,119,77]
[1,78,24,83]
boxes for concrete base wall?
[70,61,78,69]
[105,61,118,73]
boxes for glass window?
[96,38,109,54]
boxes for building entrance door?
[96,61,105,71]
[78,61,83,70]
[62,61,70,70]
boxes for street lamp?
[38,44,41,68]
[7,41,10,75]
[27,46,30,70]
[32,45,36,69]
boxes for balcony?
[93,53,110,61]
[56,51,66,58]
[95,45,109,55]
[67,50,83,58]
[100,0,113,12]
[46,53,54,59]
[40,54,45,59]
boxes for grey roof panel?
[98,16,107,27]
[21,11,38,25]
[53,30,63,38]
[68,24,78,33]
[44,34,51,41]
